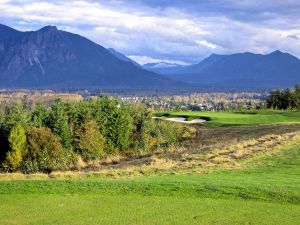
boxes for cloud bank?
[0,0,300,64]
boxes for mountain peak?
[207,53,223,59]
[38,25,58,33]
[269,50,284,55]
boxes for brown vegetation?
[0,90,82,106]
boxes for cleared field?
[156,111,300,126]
[0,141,299,225]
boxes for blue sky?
[1,0,300,65]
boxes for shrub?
[75,120,106,160]
[143,120,196,150]
[145,120,178,149]
[22,127,68,173]
[179,125,197,139]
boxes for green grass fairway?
[156,111,300,126]
[0,195,299,225]
[0,142,299,224]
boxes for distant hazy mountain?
[143,62,182,69]
[107,48,141,68]
[0,24,180,90]
[143,62,184,74]
[161,51,300,90]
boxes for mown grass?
[0,141,299,224]
[156,110,300,126]
[1,195,299,225]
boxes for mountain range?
[143,51,300,90]
[0,24,179,90]
[0,24,300,91]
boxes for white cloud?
[196,40,218,49]
[128,55,189,65]
[0,0,300,63]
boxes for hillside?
[160,51,300,90]
[0,24,180,90]
[107,48,141,68]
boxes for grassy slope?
[0,142,299,225]
[157,111,300,126]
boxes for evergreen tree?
[266,85,300,110]
[2,103,31,132]
[2,124,27,171]
[46,100,73,149]
[31,102,48,127]
[295,84,300,110]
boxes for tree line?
[0,97,195,173]
[267,85,300,110]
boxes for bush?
[144,120,197,150]
[144,120,178,149]
[179,125,197,139]
[75,120,106,160]
[22,127,68,173]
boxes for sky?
[1,0,300,65]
